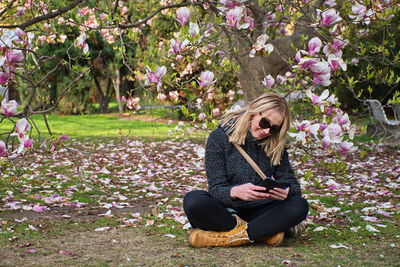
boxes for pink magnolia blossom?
[295,120,311,131]
[306,89,330,105]
[58,17,65,24]
[220,0,242,10]
[288,130,307,145]
[326,93,338,105]
[0,140,7,157]
[188,23,200,37]
[262,74,275,89]
[84,15,99,29]
[6,50,24,63]
[14,28,26,38]
[240,16,254,30]
[295,50,308,62]
[198,71,215,88]
[309,123,320,136]
[32,205,47,212]
[321,135,331,150]
[298,58,320,71]
[16,134,32,153]
[157,93,167,101]
[176,7,190,26]
[58,34,67,43]
[227,90,235,100]
[322,123,343,143]
[168,39,183,55]
[333,112,350,127]
[335,141,356,154]
[59,134,70,141]
[145,66,166,91]
[78,7,93,16]
[309,61,332,86]
[0,72,10,84]
[323,38,348,56]
[198,112,206,121]
[16,6,25,16]
[351,58,359,65]
[126,97,141,110]
[308,37,322,56]
[169,91,179,100]
[37,35,47,44]
[15,118,31,134]
[313,72,331,86]
[349,3,374,24]
[319,8,342,27]
[319,122,328,131]
[249,34,273,58]
[326,107,335,115]
[324,0,337,7]
[328,54,347,71]
[275,75,287,85]
[23,138,33,149]
[226,6,244,27]
[212,108,220,116]
[309,61,330,74]
[76,33,89,54]
[1,99,18,117]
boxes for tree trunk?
[112,68,123,114]
[234,30,312,101]
[93,74,106,112]
[231,0,320,101]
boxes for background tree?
[0,0,399,163]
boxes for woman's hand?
[267,187,290,201]
[230,183,270,201]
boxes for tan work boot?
[189,223,251,248]
[232,215,284,246]
[286,221,307,238]
[232,214,246,227]
[257,231,285,247]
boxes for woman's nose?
[262,128,270,135]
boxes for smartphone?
[258,179,290,193]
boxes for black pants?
[183,190,309,241]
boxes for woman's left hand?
[267,187,290,201]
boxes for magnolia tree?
[0,0,399,171]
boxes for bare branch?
[0,0,18,19]
[118,1,194,29]
[0,0,84,30]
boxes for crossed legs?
[183,190,309,241]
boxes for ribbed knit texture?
[205,126,301,209]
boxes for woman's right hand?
[230,183,270,201]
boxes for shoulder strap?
[233,143,267,180]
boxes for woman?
[183,93,308,248]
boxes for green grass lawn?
[0,112,207,141]
[0,112,398,266]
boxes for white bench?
[365,99,400,137]
[392,103,400,121]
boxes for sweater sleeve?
[273,149,301,196]
[205,129,236,207]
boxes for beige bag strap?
[233,143,267,180]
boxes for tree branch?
[0,0,84,30]
[118,1,194,29]
[0,0,18,20]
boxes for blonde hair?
[220,93,290,165]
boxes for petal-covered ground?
[1,138,398,231]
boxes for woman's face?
[250,109,284,140]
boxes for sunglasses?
[258,114,282,135]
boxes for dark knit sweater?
[205,126,301,209]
